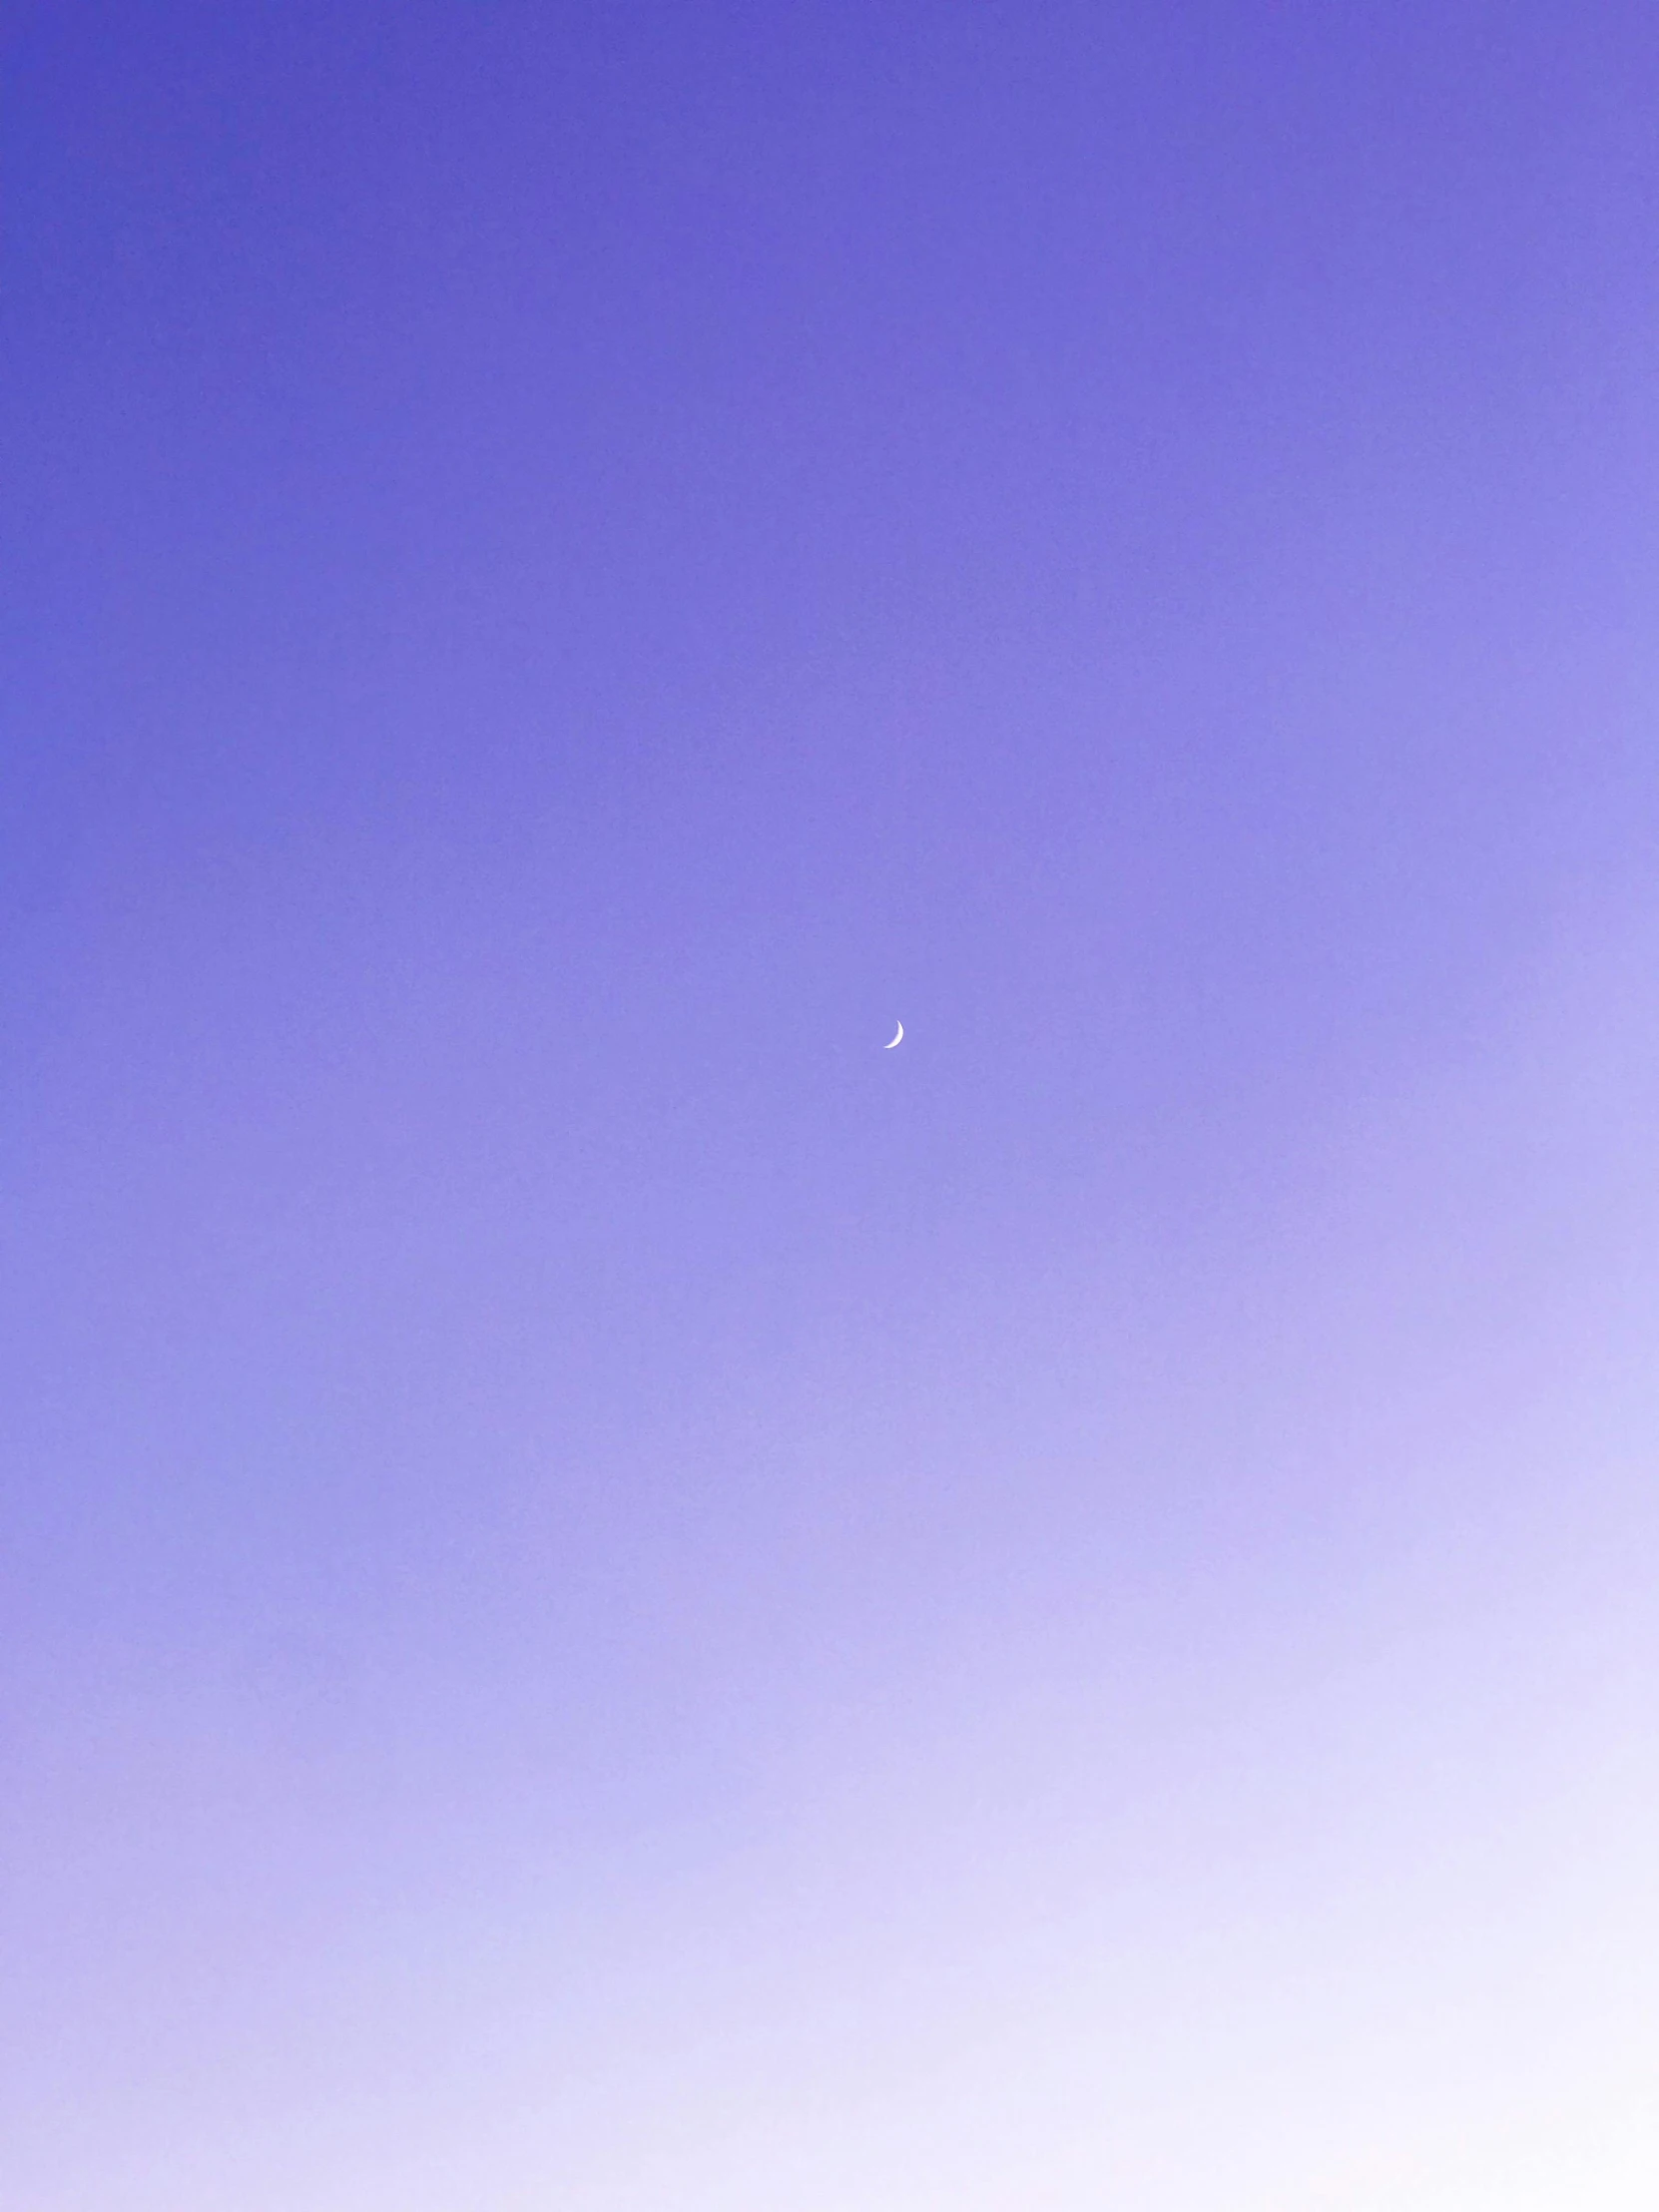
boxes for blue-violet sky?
[5,5,1659,2205]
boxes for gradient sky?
[5,5,1659,2205]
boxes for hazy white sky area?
[9,886,1655,2211]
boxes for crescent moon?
[884,1020,904,1049]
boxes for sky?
[4,3,1659,2204]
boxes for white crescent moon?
[884,1020,903,1049]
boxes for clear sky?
[5,5,1659,2205]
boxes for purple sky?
[6,5,1659,2204]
